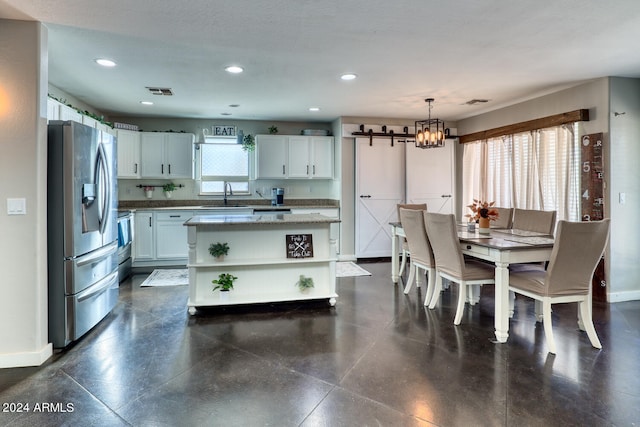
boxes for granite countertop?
[118,199,339,211]
[185,213,340,226]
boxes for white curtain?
[462,124,580,222]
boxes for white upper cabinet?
[256,135,288,178]
[140,132,194,179]
[256,134,333,179]
[116,129,141,178]
[309,136,334,178]
[287,136,311,178]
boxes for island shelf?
[184,213,339,313]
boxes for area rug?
[140,269,189,287]
[336,262,371,278]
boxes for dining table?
[390,222,555,343]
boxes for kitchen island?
[184,213,339,313]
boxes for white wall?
[0,19,52,367]
[608,77,640,301]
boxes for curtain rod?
[458,109,590,144]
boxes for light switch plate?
[7,198,26,215]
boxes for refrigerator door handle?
[96,142,112,235]
[76,240,118,267]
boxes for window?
[198,136,249,195]
[462,124,580,222]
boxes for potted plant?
[268,125,278,134]
[208,242,230,261]
[143,186,154,199]
[296,275,314,293]
[241,134,255,152]
[162,182,176,198]
[212,273,237,301]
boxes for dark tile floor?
[1,261,639,426]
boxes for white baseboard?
[338,254,357,262]
[0,343,53,369]
[607,289,640,303]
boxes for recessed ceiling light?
[225,66,244,74]
[95,58,116,67]
[221,112,232,116]
[229,104,240,108]
[340,73,357,81]
[140,101,153,105]
[309,107,320,112]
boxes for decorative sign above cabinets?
[213,126,236,137]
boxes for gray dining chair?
[399,208,435,302]
[512,208,557,234]
[396,203,427,278]
[508,219,610,354]
[423,212,495,324]
[492,207,514,229]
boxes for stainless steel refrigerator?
[47,121,119,348]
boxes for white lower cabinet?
[156,211,192,259]
[133,210,193,266]
[133,211,154,261]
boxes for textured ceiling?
[2,0,640,122]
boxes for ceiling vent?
[465,99,490,105]
[146,87,173,96]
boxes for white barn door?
[355,137,405,258]
[405,139,456,214]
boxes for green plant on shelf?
[212,273,237,292]
[296,275,314,292]
[162,182,176,192]
[208,242,230,258]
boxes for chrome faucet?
[223,181,233,206]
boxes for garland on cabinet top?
[48,94,114,128]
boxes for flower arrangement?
[465,199,499,222]
[143,186,154,192]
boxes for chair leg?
[542,299,556,354]
[579,298,602,349]
[534,300,544,322]
[404,262,416,294]
[428,273,443,308]
[424,267,436,307]
[398,248,407,277]
[454,280,466,325]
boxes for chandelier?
[415,98,445,149]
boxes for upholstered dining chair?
[492,207,514,229]
[396,203,427,277]
[399,208,435,302]
[512,208,557,234]
[423,212,495,325]
[508,219,610,354]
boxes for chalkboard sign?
[286,234,314,258]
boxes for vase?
[478,217,491,234]
[214,255,225,262]
[164,191,172,199]
[219,290,230,302]
[145,190,153,199]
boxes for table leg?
[494,261,510,343]
[391,224,399,283]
